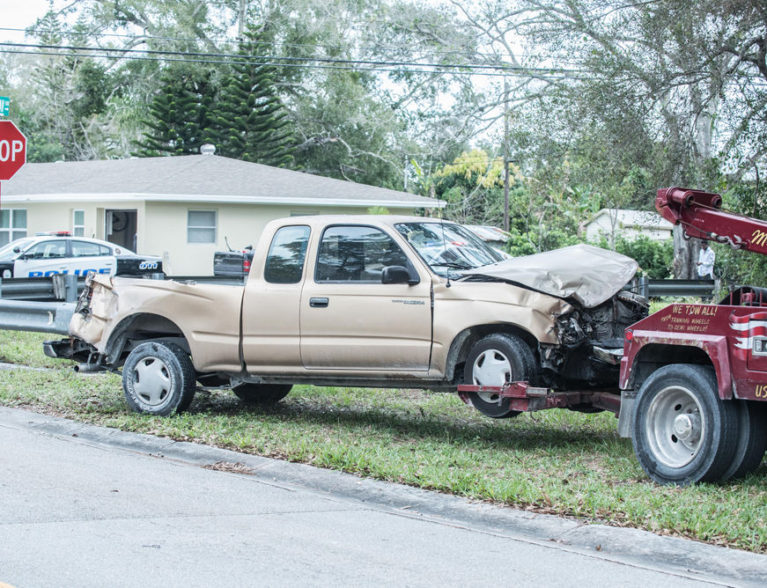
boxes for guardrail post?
[65,274,78,302]
[639,275,649,299]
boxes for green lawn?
[1,330,766,552]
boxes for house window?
[73,209,85,236]
[0,209,27,247]
[187,210,216,243]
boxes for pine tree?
[212,29,295,167]
[136,68,217,157]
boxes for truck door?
[241,225,311,369]
[300,224,432,371]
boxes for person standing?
[696,239,715,280]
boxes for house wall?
[144,202,418,275]
[11,198,421,275]
[8,200,147,248]
[585,212,671,245]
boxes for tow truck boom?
[656,186,767,254]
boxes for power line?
[0,41,587,78]
[0,48,585,80]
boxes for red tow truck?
[460,187,767,485]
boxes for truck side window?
[315,225,409,282]
[264,225,310,284]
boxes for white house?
[584,208,673,245]
[2,154,443,275]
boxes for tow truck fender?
[617,332,732,437]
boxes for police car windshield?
[0,238,35,261]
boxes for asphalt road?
[1,406,766,587]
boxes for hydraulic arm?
[656,186,767,254]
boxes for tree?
[136,67,218,156]
[211,28,295,167]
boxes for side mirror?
[382,265,420,285]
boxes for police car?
[0,233,162,279]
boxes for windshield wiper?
[430,261,473,270]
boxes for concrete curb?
[3,406,766,585]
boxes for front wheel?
[632,364,737,485]
[233,383,292,405]
[122,341,196,416]
[463,333,535,418]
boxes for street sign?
[0,97,9,117]
[0,120,27,181]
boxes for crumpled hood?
[461,244,638,308]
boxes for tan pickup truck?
[45,215,647,416]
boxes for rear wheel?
[722,401,767,480]
[122,341,196,416]
[233,383,292,405]
[463,333,535,419]
[632,364,738,485]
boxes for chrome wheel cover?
[472,349,512,403]
[645,384,705,469]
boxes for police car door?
[14,239,68,277]
[70,240,115,276]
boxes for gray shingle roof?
[3,155,441,208]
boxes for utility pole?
[503,77,510,233]
[238,0,247,38]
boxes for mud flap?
[617,390,635,438]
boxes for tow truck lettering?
[751,229,767,248]
[755,384,767,399]
[673,304,716,317]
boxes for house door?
[105,209,137,251]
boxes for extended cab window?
[315,225,409,282]
[264,225,310,284]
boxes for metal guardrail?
[632,277,717,299]
[0,300,75,334]
[0,275,84,302]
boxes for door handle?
[309,297,329,308]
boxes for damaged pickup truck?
[45,215,647,416]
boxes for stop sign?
[0,120,27,181]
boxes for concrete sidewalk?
[0,406,765,586]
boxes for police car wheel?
[122,341,196,416]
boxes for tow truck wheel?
[233,384,292,405]
[722,401,767,480]
[463,333,535,419]
[632,364,738,485]
[122,341,196,416]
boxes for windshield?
[395,221,505,277]
[0,238,34,262]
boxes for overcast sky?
[2,0,55,37]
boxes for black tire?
[632,364,738,485]
[722,401,767,480]
[463,333,535,418]
[233,383,292,405]
[122,341,196,416]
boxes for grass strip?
[1,330,766,552]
